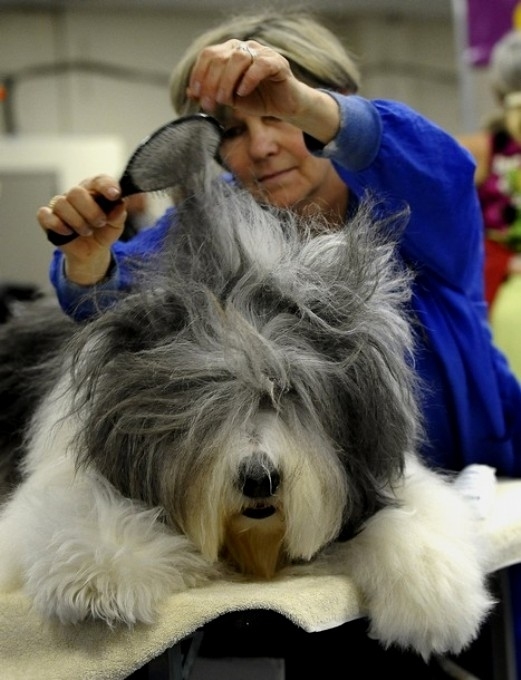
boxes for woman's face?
[218,111,348,220]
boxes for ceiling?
[0,0,454,18]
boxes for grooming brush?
[47,113,224,246]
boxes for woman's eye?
[222,126,244,140]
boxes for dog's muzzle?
[238,454,280,519]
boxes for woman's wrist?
[286,87,341,145]
[64,251,114,286]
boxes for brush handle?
[46,228,81,246]
[46,194,122,246]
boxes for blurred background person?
[459,30,521,380]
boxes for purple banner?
[467,0,520,66]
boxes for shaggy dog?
[0,147,493,659]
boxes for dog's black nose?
[238,455,280,498]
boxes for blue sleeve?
[316,94,484,298]
[316,94,521,478]
[50,207,176,321]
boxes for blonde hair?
[169,10,360,115]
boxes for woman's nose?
[247,122,278,159]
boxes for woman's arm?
[317,94,483,293]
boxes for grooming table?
[1,473,521,680]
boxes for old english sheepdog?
[0,147,493,660]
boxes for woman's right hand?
[187,39,341,146]
[37,175,127,286]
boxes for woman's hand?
[37,175,127,286]
[187,39,340,144]
[188,39,301,118]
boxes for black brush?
[47,113,224,246]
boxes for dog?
[0,136,493,660]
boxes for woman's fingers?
[188,39,292,115]
[37,176,126,249]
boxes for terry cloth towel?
[1,471,521,680]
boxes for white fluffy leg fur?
[339,455,494,658]
[0,463,220,625]
[0,387,220,625]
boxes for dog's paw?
[363,555,494,658]
[345,495,494,657]
[24,506,219,626]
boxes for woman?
[36,11,521,674]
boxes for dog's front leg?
[342,454,494,659]
[0,454,220,626]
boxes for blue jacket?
[50,95,521,477]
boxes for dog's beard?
[174,411,349,577]
[223,512,286,578]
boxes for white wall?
[0,4,500,288]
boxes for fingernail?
[201,96,214,112]
[192,81,201,96]
[107,187,120,200]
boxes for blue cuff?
[55,255,122,322]
[307,92,382,172]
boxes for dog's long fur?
[0,149,493,657]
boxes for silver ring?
[48,195,62,211]
[238,42,255,65]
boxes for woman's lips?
[258,168,295,185]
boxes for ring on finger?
[238,42,256,65]
[48,195,62,211]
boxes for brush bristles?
[127,115,222,196]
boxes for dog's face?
[66,186,419,578]
[184,408,349,578]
